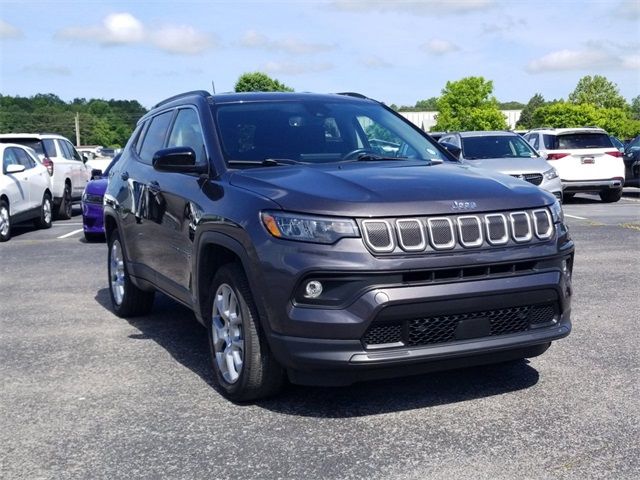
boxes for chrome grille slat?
[361,208,554,254]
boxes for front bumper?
[81,202,104,233]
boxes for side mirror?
[152,147,207,174]
[91,168,103,179]
[6,164,26,174]
[440,142,461,159]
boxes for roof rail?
[153,90,211,109]
[336,92,369,100]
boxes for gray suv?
[104,91,574,401]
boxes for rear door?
[2,148,28,214]
[550,132,623,181]
[13,147,46,209]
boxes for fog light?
[561,259,572,279]
[304,280,323,298]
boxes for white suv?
[0,143,53,241]
[0,134,91,218]
[524,128,625,202]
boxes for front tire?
[0,200,10,242]
[34,193,53,229]
[599,188,622,203]
[207,263,284,402]
[107,229,155,317]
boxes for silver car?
[439,131,563,201]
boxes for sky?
[0,0,639,109]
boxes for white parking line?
[565,214,587,220]
[52,223,83,227]
[57,228,84,239]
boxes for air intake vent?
[362,220,394,252]
[485,214,508,245]
[532,209,553,239]
[396,219,426,251]
[457,216,483,248]
[427,217,455,250]
[509,212,532,243]
[511,173,543,186]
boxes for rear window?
[556,133,613,149]
[461,135,537,160]
[0,138,46,156]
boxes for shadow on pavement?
[95,287,540,417]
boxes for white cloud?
[0,19,23,39]
[240,30,334,54]
[263,61,334,75]
[331,0,495,15]
[527,48,639,73]
[421,38,459,55]
[481,16,527,35]
[22,65,71,76]
[56,13,213,55]
[361,55,393,69]
[614,0,640,20]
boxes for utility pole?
[74,112,80,146]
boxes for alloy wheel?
[0,206,9,237]
[110,239,126,305]
[212,284,245,384]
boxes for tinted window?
[461,135,537,159]
[214,101,446,164]
[527,134,539,149]
[543,134,555,149]
[138,111,174,164]
[557,133,613,149]
[3,148,20,172]
[0,138,45,157]
[67,142,83,161]
[167,109,205,163]
[58,139,74,160]
[13,148,36,169]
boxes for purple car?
[81,154,120,241]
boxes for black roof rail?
[153,90,211,109]
[336,92,369,100]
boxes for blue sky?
[1,0,638,108]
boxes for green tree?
[432,76,507,131]
[568,75,627,109]
[531,102,640,138]
[517,93,546,129]
[234,72,293,93]
[630,95,640,120]
[498,101,526,110]
[415,97,439,111]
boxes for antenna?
[211,80,216,94]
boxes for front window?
[461,135,538,160]
[213,100,446,166]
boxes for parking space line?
[53,222,83,227]
[57,228,84,239]
[565,214,587,220]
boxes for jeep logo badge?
[452,200,477,211]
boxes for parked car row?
[0,133,93,241]
[437,127,630,203]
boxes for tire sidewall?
[0,201,10,242]
[206,266,258,398]
[107,230,129,314]
[41,194,52,228]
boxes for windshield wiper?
[262,158,305,166]
[355,153,409,162]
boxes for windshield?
[213,100,447,165]
[461,135,538,160]
[626,135,640,151]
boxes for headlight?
[261,211,359,244]
[543,167,559,180]
[549,199,564,223]
[82,193,104,204]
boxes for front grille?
[363,303,557,349]
[512,173,543,186]
[361,208,554,254]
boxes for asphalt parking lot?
[1,190,639,480]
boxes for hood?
[229,161,555,217]
[85,178,108,195]
[463,157,551,175]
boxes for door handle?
[121,171,129,181]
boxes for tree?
[517,93,546,129]
[568,75,627,109]
[498,101,526,110]
[432,76,507,131]
[531,102,640,138]
[414,97,439,111]
[234,72,293,93]
[631,95,640,120]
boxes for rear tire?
[0,200,10,242]
[56,183,73,220]
[599,188,622,203]
[34,193,53,229]
[107,229,155,317]
[563,193,575,201]
[84,231,105,242]
[206,263,284,402]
